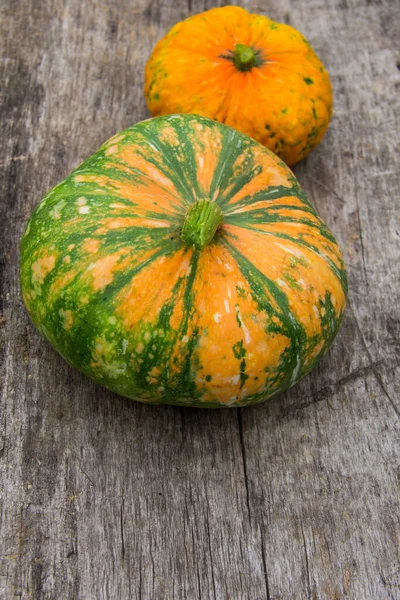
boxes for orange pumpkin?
[145,6,333,166]
[20,115,346,408]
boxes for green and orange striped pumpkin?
[20,115,347,408]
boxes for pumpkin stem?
[181,199,223,251]
[233,44,256,72]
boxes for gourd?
[20,115,347,407]
[145,6,333,166]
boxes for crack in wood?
[304,172,346,206]
[79,466,95,488]
[196,560,202,600]
[237,408,252,527]
[355,203,369,288]
[281,358,391,416]
[120,497,125,559]
[349,304,400,418]
[138,551,143,599]
[205,508,217,600]
[260,534,271,600]
[300,520,312,599]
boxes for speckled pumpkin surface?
[145,6,333,166]
[20,115,346,407]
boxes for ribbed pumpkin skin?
[145,6,332,166]
[20,115,346,407]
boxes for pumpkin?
[20,114,346,408]
[145,6,333,166]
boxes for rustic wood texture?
[1,0,399,598]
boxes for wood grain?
[1,0,399,598]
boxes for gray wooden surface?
[1,0,399,598]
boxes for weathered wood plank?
[1,0,399,599]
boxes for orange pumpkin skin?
[145,6,333,166]
[20,115,346,408]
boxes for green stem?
[181,199,223,251]
[233,44,256,72]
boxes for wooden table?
[1,1,399,598]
